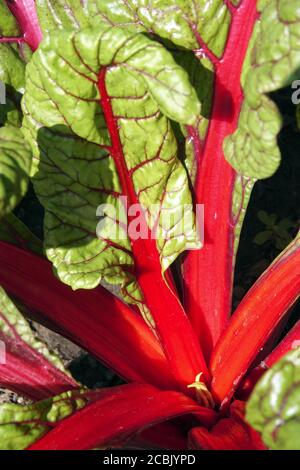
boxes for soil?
[0,322,81,405]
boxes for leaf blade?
[224,0,300,179]
[0,388,103,450]
[0,125,32,218]
[246,348,300,450]
[22,26,201,293]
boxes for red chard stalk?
[4,0,42,50]
[184,0,259,357]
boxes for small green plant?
[254,210,296,251]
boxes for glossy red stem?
[189,417,263,450]
[0,350,78,401]
[28,384,217,450]
[98,69,209,390]
[5,0,42,51]
[210,241,300,406]
[183,0,259,358]
[0,241,176,390]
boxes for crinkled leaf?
[246,348,300,450]
[88,0,231,55]
[36,0,91,33]
[0,44,25,129]
[0,1,20,37]
[0,125,32,217]
[22,27,200,295]
[0,389,98,450]
[0,212,43,255]
[0,44,25,93]
[0,286,78,400]
[25,26,200,131]
[225,0,300,179]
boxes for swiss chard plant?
[0,0,299,450]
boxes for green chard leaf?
[0,389,97,450]
[0,125,32,218]
[0,41,31,218]
[0,1,20,37]
[225,0,300,179]
[22,27,200,298]
[0,43,25,128]
[36,0,91,33]
[246,348,300,450]
[88,0,231,55]
[0,44,25,94]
